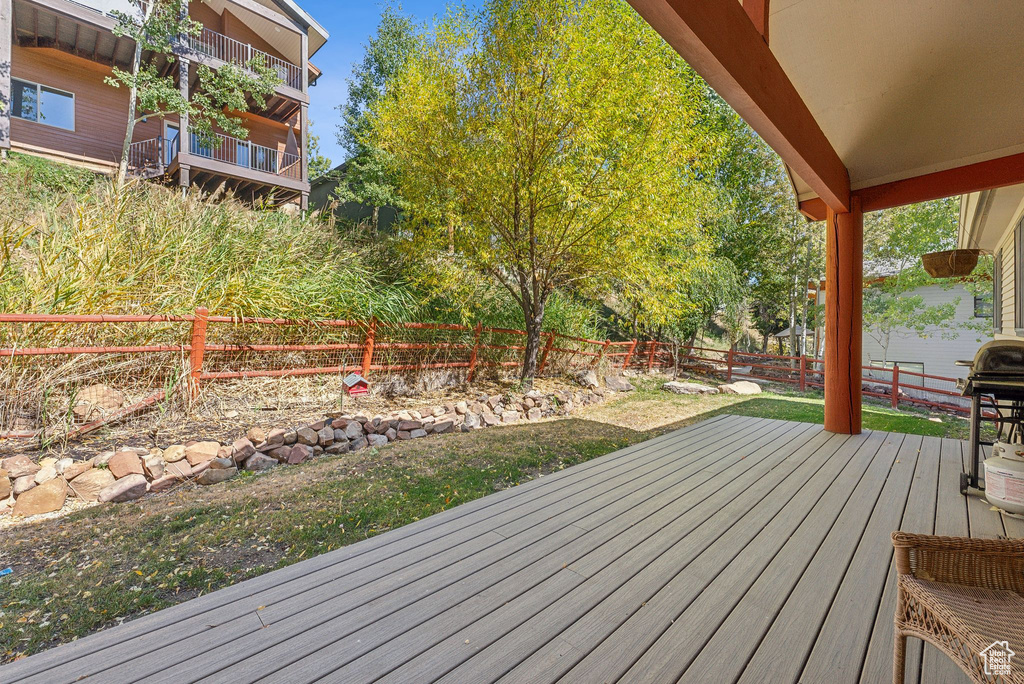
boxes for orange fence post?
[361,317,377,377]
[647,341,657,372]
[891,364,900,410]
[799,355,807,392]
[537,332,556,375]
[188,306,209,398]
[727,347,734,382]
[467,322,483,382]
[623,339,638,369]
[593,339,611,368]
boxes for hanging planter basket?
[922,249,982,278]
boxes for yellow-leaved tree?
[371,0,722,387]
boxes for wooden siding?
[0,415,1015,684]
[997,222,1017,335]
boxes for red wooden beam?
[627,0,850,212]
[799,198,828,222]
[742,0,769,41]
[854,151,1024,213]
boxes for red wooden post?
[647,341,657,372]
[188,306,209,398]
[824,198,864,434]
[727,347,734,382]
[537,332,556,375]
[593,339,611,368]
[891,363,900,410]
[361,317,377,377]
[623,339,638,369]
[467,322,483,382]
[799,354,807,392]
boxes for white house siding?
[997,225,1017,337]
[860,282,992,382]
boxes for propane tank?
[985,442,1024,515]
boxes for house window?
[974,295,993,319]
[11,79,74,131]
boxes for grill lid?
[971,340,1024,374]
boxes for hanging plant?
[921,249,983,278]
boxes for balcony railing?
[128,132,301,182]
[189,132,301,179]
[188,27,302,91]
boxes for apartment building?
[0,0,327,209]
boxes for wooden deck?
[2,414,1019,684]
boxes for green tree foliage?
[862,197,983,360]
[107,0,280,188]
[335,4,417,231]
[307,124,333,180]
[370,0,724,386]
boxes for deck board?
[0,415,1013,684]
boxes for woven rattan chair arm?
[892,532,1024,591]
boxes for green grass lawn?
[0,379,970,663]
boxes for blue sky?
[301,1,452,166]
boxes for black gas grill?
[958,340,1024,494]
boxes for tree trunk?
[116,40,145,189]
[520,299,546,390]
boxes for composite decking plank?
[366,423,821,684]
[247,422,819,684]
[14,416,759,684]
[498,430,850,684]
[413,424,824,684]
[177,420,791,684]
[634,431,900,684]
[859,433,941,684]
[797,434,923,683]
[0,414,738,684]
[555,431,867,684]
[919,437,972,684]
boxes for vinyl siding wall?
[860,283,992,381]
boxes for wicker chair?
[893,532,1024,683]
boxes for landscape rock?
[527,408,542,421]
[162,445,187,463]
[266,446,292,463]
[463,413,481,430]
[577,369,600,389]
[662,381,718,395]
[13,475,36,496]
[317,426,334,447]
[0,472,10,500]
[34,465,57,485]
[54,458,74,475]
[296,427,318,446]
[62,459,94,481]
[244,453,278,472]
[67,468,116,501]
[482,412,500,427]
[197,467,237,485]
[230,438,256,463]
[385,428,398,441]
[164,460,194,480]
[604,375,636,392]
[13,478,68,517]
[433,420,454,434]
[487,395,502,410]
[718,381,762,395]
[325,442,350,455]
[94,451,115,467]
[502,411,520,423]
[98,474,148,504]
[72,384,126,422]
[185,441,221,466]
[261,428,287,449]
[368,434,389,448]
[2,455,40,479]
[246,427,267,445]
[148,476,179,493]
[108,451,144,479]
[142,456,165,480]
[283,430,298,445]
[345,422,364,440]
[397,431,411,440]
[455,401,468,415]
[409,429,428,439]
[209,457,235,470]
[287,445,313,465]
[350,436,369,450]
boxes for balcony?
[187,27,302,91]
[128,132,303,196]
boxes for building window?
[11,79,74,131]
[974,295,993,319]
